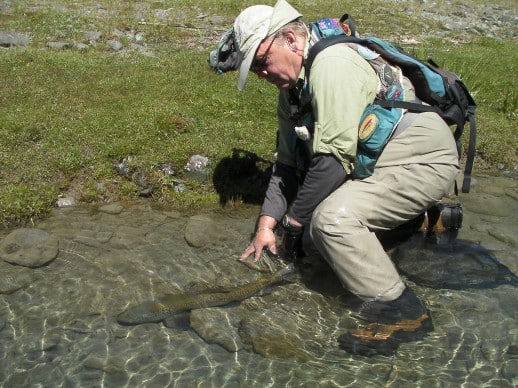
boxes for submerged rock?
[190,307,243,352]
[0,261,35,294]
[184,214,218,248]
[238,312,312,363]
[99,203,124,215]
[0,228,59,268]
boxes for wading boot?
[338,287,433,356]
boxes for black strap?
[376,99,442,113]
[305,35,362,81]
[339,14,357,36]
[461,111,476,193]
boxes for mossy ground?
[0,0,516,227]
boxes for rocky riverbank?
[0,1,516,51]
[0,0,516,227]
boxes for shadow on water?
[212,148,272,205]
[390,232,518,290]
[373,211,518,290]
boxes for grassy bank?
[0,0,516,227]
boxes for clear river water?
[0,173,516,387]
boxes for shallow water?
[0,173,517,387]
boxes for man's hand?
[240,227,278,262]
[241,216,278,262]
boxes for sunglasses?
[250,35,278,73]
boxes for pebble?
[56,197,77,208]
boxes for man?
[224,0,459,356]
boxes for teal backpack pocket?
[354,104,404,179]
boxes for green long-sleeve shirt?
[260,43,378,223]
[277,43,378,174]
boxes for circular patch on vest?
[358,113,378,140]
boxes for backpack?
[306,15,477,193]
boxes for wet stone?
[83,356,126,375]
[461,193,514,218]
[184,214,218,248]
[190,307,243,352]
[487,227,518,247]
[0,228,59,268]
[391,235,518,290]
[73,230,113,246]
[502,359,518,381]
[239,315,311,363]
[506,344,518,356]
[42,329,62,351]
[99,203,124,215]
[504,187,518,201]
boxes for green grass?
[0,0,516,227]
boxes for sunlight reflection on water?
[0,174,516,386]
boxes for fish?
[117,263,295,325]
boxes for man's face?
[250,32,302,90]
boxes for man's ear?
[284,30,298,51]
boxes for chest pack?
[306,15,477,193]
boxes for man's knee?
[310,200,356,239]
[311,200,337,231]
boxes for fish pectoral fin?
[163,311,191,330]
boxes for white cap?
[233,0,302,90]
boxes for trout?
[117,263,294,325]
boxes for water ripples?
[0,175,516,386]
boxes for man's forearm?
[259,162,300,222]
[288,153,348,225]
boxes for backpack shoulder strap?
[305,35,362,81]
